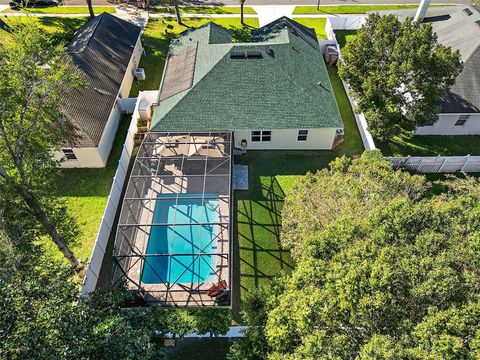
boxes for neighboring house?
[56,13,143,168]
[376,5,480,135]
[150,18,344,150]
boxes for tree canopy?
[0,21,82,269]
[339,14,462,141]
[233,152,480,359]
[0,224,231,359]
[281,151,427,259]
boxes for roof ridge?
[462,42,480,65]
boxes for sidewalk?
[252,5,295,26]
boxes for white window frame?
[455,115,470,126]
[297,129,308,142]
[61,148,77,161]
[251,130,271,142]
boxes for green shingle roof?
[151,18,343,132]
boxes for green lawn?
[130,17,259,96]
[2,6,115,14]
[152,6,256,14]
[293,18,327,40]
[293,4,447,14]
[334,30,357,49]
[0,17,87,44]
[234,151,340,322]
[328,66,364,157]
[377,129,480,157]
[51,117,131,261]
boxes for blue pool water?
[141,194,219,285]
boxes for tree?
[338,14,462,141]
[85,0,95,19]
[281,151,427,259]
[0,22,83,270]
[241,152,480,359]
[0,227,231,359]
[239,0,246,25]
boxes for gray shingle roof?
[373,6,480,113]
[63,13,141,147]
[150,18,343,132]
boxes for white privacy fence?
[328,15,366,30]
[389,156,480,173]
[80,91,158,297]
[80,115,136,297]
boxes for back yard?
[377,129,480,157]
[233,63,363,321]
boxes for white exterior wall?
[415,113,480,135]
[59,35,143,168]
[119,36,143,98]
[53,147,105,168]
[233,128,339,150]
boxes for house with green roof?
[150,17,344,150]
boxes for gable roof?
[63,13,142,147]
[150,18,343,132]
[373,6,480,113]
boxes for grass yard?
[293,4,447,14]
[328,66,364,157]
[130,17,259,96]
[152,6,256,14]
[233,150,339,322]
[2,6,115,14]
[0,16,87,43]
[334,30,357,49]
[293,18,327,40]
[377,129,480,157]
[51,117,131,261]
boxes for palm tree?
[174,1,182,25]
[240,0,246,25]
[85,0,95,19]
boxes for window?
[62,148,77,161]
[262,131,271,142]
[297,130,308,141]
[455,115,470,126]
[251,131,271,142]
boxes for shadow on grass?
[37,16,88,43]
[232,151,335,322]
[53,115,131,198]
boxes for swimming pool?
[141,194,219,285]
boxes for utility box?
[324,45,339,66]
[138,99,152,120]
[134,67,146,81]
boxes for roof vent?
[230,51,246,59]
[266,47,274,57]
[246,51,262,59]
[463,8,473,15]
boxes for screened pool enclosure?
[111,132,232,307]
